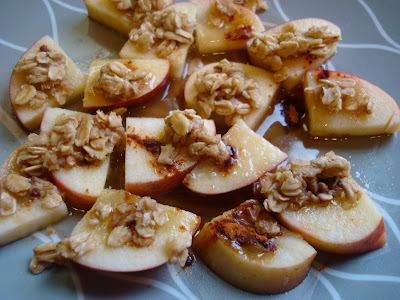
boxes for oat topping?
[129,8,196,58]
[208,0,239,28]
[167,231,192,266]
[233,0,268,12]
[111,0,172,23]
[0,174,63,216]
[14,48,73,107]
[158,109,231,165]
[193,59,262,125]
[16,110,124,176]
[305,75,373,114]
[95,61,155,99]
[107,197,168,247]
[259,151,362,213]
[88,203,113,225]
[29,233,96,274]
[248,24,341,81]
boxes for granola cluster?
[305,75,373,114]
[16,111,124,176]
[129,7,196,57]
[193,59,262,125]
[111,0,172,23]
[259,152,361,213]
[95,61,155,99]
[13,47,73,108]
[107,197,168,247]
[158,109,231,165]
[0,174,63,216]
[248,24,341,81]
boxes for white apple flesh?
[184,61,279,131]
[125,117,216,196]
[0,146,68,246]
[119,2,197,79]
[70,189,201,272]
[277,191,386,255]
[40,107,110,210]
[183,120,287,195]
[9,35,86,131]
[246,18,341,91]
[193,199,316,294]
[304,69,400,136]
[194,0,264,53]
[82,58,170,113]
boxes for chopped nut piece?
[95,61,155,99]
[248,24,341,81]
[14,48,73,107]
[68,232,97,256]
[88,203,113,225]
[208,0,239,27]
[107,225,133,247]
[260,152,362,213]
[129,7,196,57]
[167,231,192,266]
[159,109,231,165]
[305,76,373,114]
[193,59,262,125]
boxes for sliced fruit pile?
[1,0,399,296]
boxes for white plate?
[1,0,399,299]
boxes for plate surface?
[0,0,399,299]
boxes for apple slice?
[125,116,216,196]
[63,189,200,272]
[183,120,287,195]
[0,146,68,245]
[82,58,170,113]
[184,60,279,130]
[194,0,264,54]
[277,192,385,255]
[9,35,86,131]
[304,69,400,136]
[84,0,173,36]
[40,107,117,210]
[193,199,316,294]
[258,151,386,255]
[119,2,198,79]
[246,18,341,91]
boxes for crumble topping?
[111,0,172,23]
[29,232,97,274]
[208,0,240,28]
[193,59,262,125]
[88,203,113,225]
[158,109,231,166]
[107,197,168,247]
[95,61,155,99]
[0,174,63,216]
[233,0,268,12]
[259,151,362,213]
[167,231,192,266]
[248,24,341,82]
[13,48,73,108]
[16,110,124,176]
[305,74,373,114]
[129,7,196,58]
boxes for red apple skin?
[304,69,400,136]
[83,59,170,113]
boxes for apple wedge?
[29,189,201,273]
[246,18,341,91]
[184,59,279,130]
[84,0,173,36]
[258,151,386,255]
[119,2,197,79]
[183,120,287,195]
[40,107,124,210]
[82,58,170,113]
[304,69,400,136]
[277,192,386,255]
[9,35,86,131]
[125,116,216,196]
[193,199,316,294]
[194,0,264,54]
[0,146,68,245]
